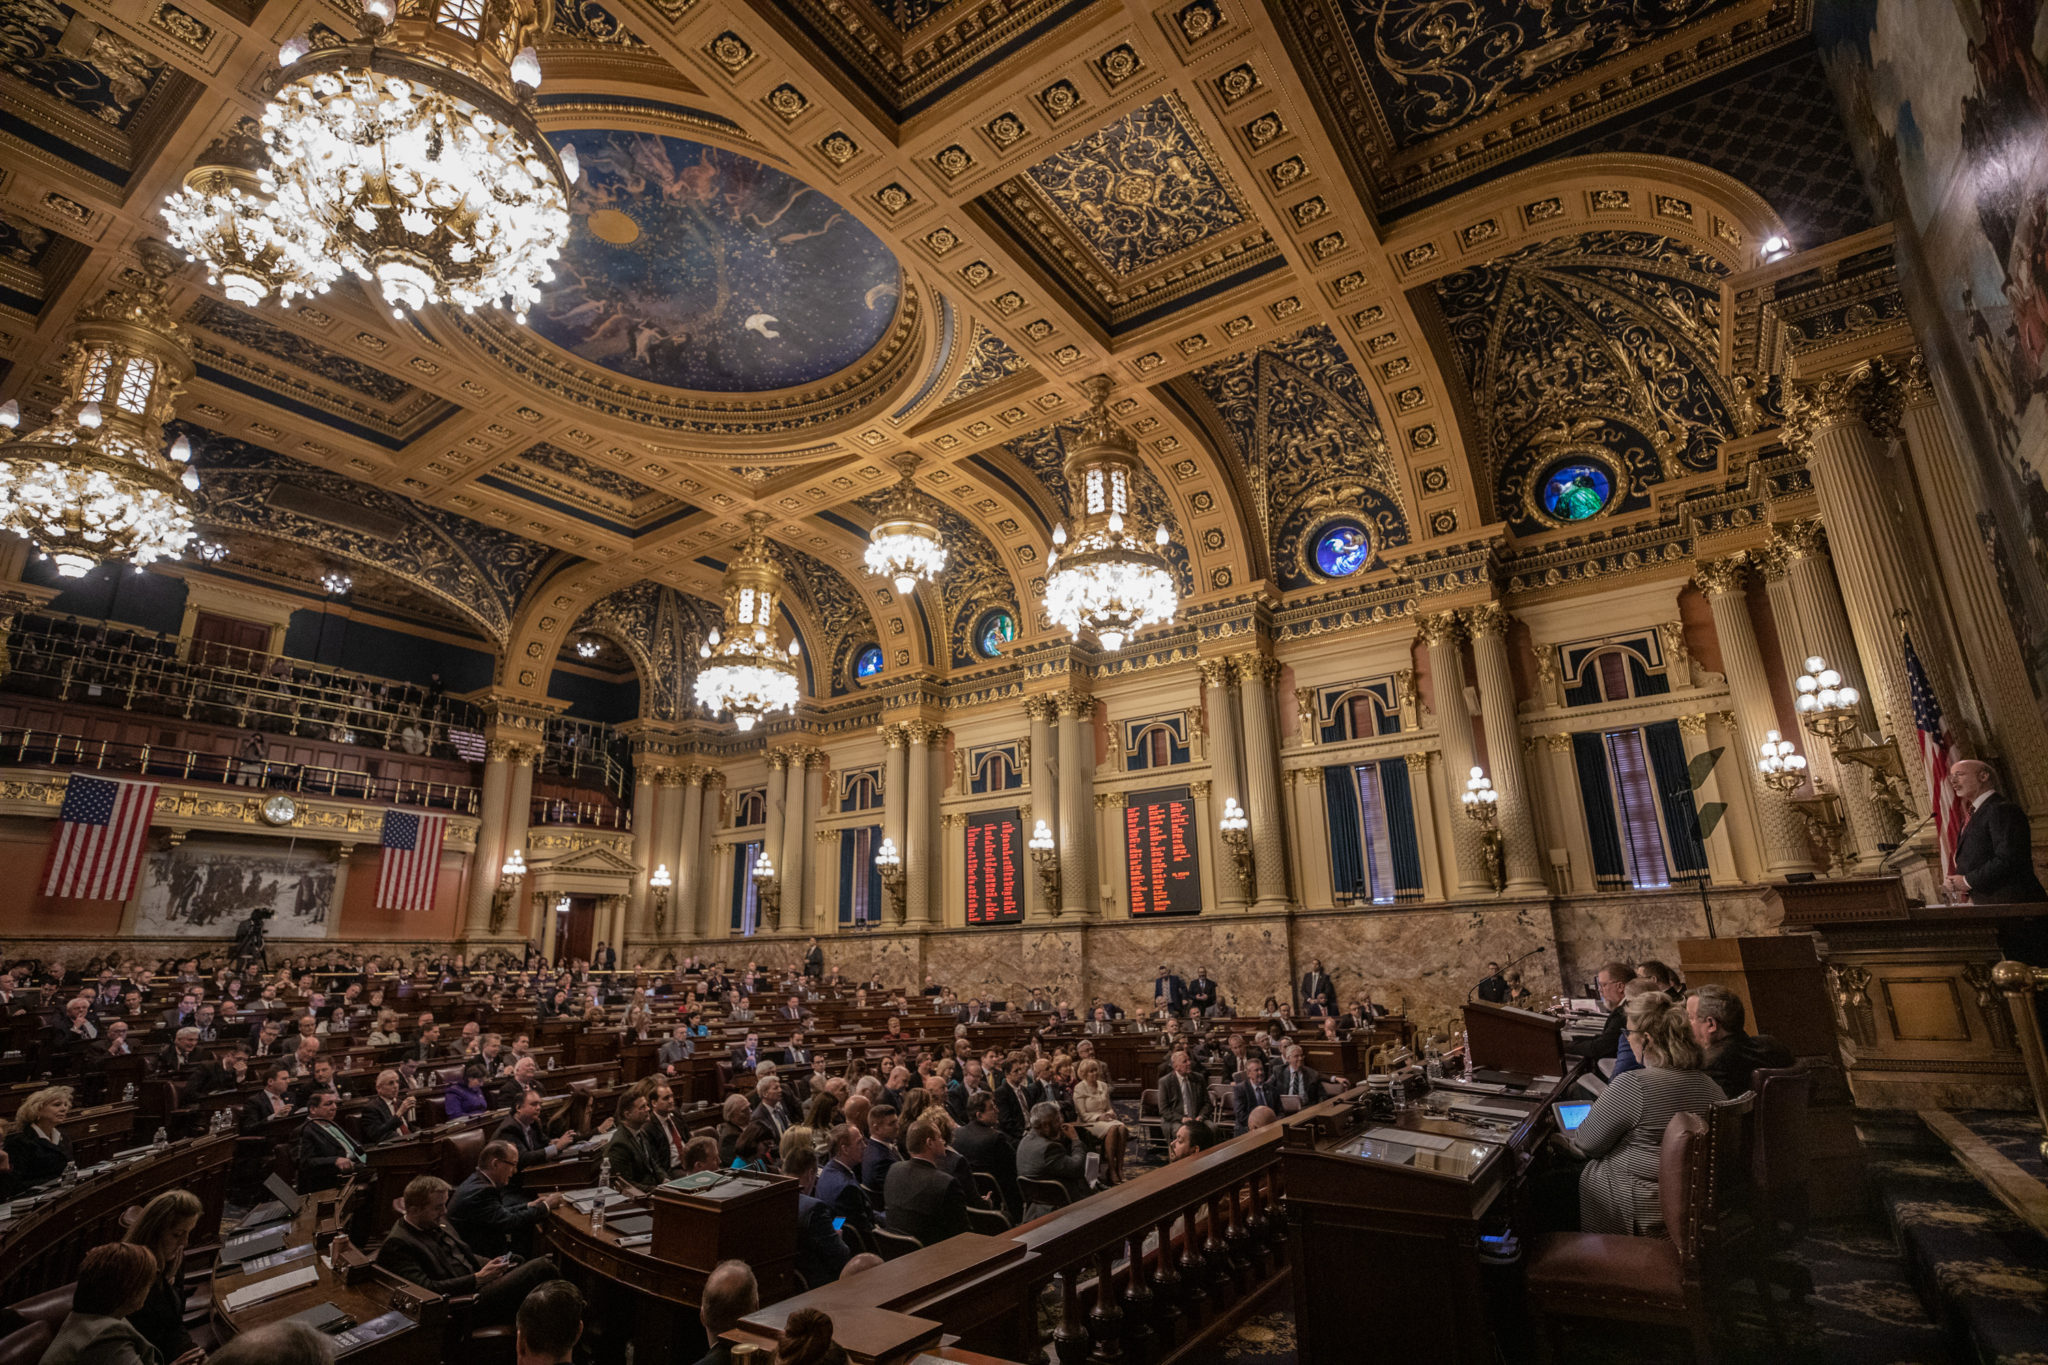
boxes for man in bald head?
[1944,760,2046,904]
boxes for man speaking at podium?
[1943,760,2048,973]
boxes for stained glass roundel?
[1541,461,1613,522]
[976,610,1016,659]
[854,645,884,680]
[1313,521,1371,578]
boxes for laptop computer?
[234,1173,303,1232]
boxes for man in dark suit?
[1946,761,2048,905]
[1272,1045,1321,1107]
[1687,986,1794,1098]
[361,1069,418,1144]
[604,1083,662,1189]
[729,1032,763,1073]
[294,1058,341,1109]
[295,1091,363,1193]
[1016,1103,1090,1218]
[494,1087,578,1168]
[449,1141,563,1258]
[950,1092,1019,1220]
[645,1082,689,1179]
[1152,966,1186,1017]
[1299,959,1337,1016]
[1188,969,1218,1017]
[750,1075,790,1140]
[1231,1058,1276,1137]
[242,1064,297,1132]
[993,1056,1038,1141]
[592,941,617,973]
[861,1106,902,1209]
[816,1123,876,1234]
[780,1031,811,1070]
[1565,962,1632,1060]
[375,1173,558,1326]
[883,1118,970,1246]
[1159,1049,1212,1132]
[155,1028,204,1077]
[1475,962,1509,1004]
[188,1044,249,1095]
[803,937,825,981]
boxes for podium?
[652,1169,798,1302]
[1461,1002,1564,1075]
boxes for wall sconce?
[873,836,904,925]
[752,850,781,933]
[1795,654,1909,827]
[1218,796,1254,901]
[1027,819,1061,916]
[649,863,672,932]
[1756,730,1808,793]
[490,847,526,934]
[1461,766,1504,893]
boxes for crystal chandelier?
[863,452,947,594]
[1043,376,1178,652]
[164,0,572,320]
[695,512,803,732]
[0,241,197,578]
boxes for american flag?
[376,809,447,912]
[42,775,158,901]
[1906,632,1968,875]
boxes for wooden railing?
[738,1122,1291,1364]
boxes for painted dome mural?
[534,131,903,393]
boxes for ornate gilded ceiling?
[0,0,1875,719]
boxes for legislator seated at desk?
[603,1083,662,1188]
[781,1135,852,1289]
[1564,963,1630,1061]
[3,1085,77,1191]
[450,1140,564,1257]
[296,1091,366,1193]
[443,1063,491,1118]
[883,1118,969,1247]
[817,1124,877,1233]
[493,1089,578,1169]
[376,1172,559,1327]
[361,1071,420,1144]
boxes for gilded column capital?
[1405,751,1432,773]
[1234,652,1282,686]
[1197,658,1235,690]
[1899,349,1936,405]
[1465,601,1510,639]
[1416,609,1465,648]
[485,738,515,763]
[702,768,728,790]
[1750,542,1789,580]
[940,812,968,829]
[766,749,793,772]
[508,742,543,765]
[1299,765,1325,787]
[906,720,946,746]
[1787,362,1903,444]
[1772,517,1827,562]
[684,764,708,787]
[878,723,908,749]
[1055,691,1096,720]
[649,765,683,788]
[1189,779,1212,799]
[1676,713,1710,736]
[1692,553,1748,598]
[1545,732,1574,753]
[1023,694,1060,723]
[1094,791,1126,809]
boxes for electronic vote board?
[1125,784,1201,915]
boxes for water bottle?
[60,1161,78,1186]
[592,1199,606,1231]
[121,1083,136,1103]
[152,1127,169,1149]
[547,1055,556,1071]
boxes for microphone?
[1469,946,1545,1003]
[1877,811,1935,872]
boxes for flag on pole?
[41,775,158,901]
[376,809,447,911]
[1905,632,1968,875]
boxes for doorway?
[560,895,598,963]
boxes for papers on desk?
[236,1243,315,1275]
[614,1232,653,1248]
[1085,1153,1101,1185]
[222,1264,319,1313]
[1449,1100,1531,1121]
[1430,1076,1510,1095]
[1365,1127,1453,1151]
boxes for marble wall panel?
[925,927,1085,1008]
[1083,916,1293,1014]
[1294,901,1560,1029]
[1547,887,1773,994]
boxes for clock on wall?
[260,794,298,826]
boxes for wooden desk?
[1282,1071,1576,1365]
[210,1183,441,1365]
[0,1134,232,1301]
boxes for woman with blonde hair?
[1071,1059,1127,1183]
[124,1189,202,1362]
[1561,993,1723,1234]
[4,1084,75,1188]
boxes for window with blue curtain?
[838,826,881,926]
[1572,732,1628,889]
[1643,720,1710,885]
[1323,760,1424,904]
[729,839,763,934]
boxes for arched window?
[1540,460,1614,523]
[974,751,1016,791]
[843,772,880,811]
[734,789,766,826]
[1312,520,1372,578]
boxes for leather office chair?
[1138,1089,1165,1155]
[0,1321,52,1365]
[972,1171,1002,1207]
[1017,1176,1072,1218]
[1525,1111,1716,1365]
[1748,1067,1814,1304]
[5,1284,73,1329]
[872,1227,923,1259]
[965,1204,1010,1235]
[442,1126,486,1183]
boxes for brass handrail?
[1994,960,2048,1164]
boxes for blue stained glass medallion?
[854,645,884,679]
[1541,462,1613,522]
[977,611,1016,658]
[1313,522,1372,578]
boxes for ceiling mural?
[1427,230,1740,535]
[978,94,1279,332]
[940,323,1027,407]
[1185,324,1411,591]
[179,423,559,643]
[532,130,903,393]
[548,0,641,45]
[1004,421,1194,597]
[573,580,718,722]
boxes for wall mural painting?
[534,130,903,393]
[1819,0,2048,699]
[136,840,336,940]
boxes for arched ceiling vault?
[0,0,1871,715]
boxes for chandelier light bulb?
[1805,656,1825,673]
[364,0,395,23]
[1028,820,1055,852]
[1053,525,1067,546]
[510,46,542,89]
[709,628,721,646]
[787,638,800,657]
[168,435,191,462]
[1817,669,1841,689]
[77,401,101,429]
[1098,630,1125,651]
[1155,523,1169,546]
[279,36,309,65]
[650,863,671,889]
[1838,686,1859,707]
[181,467,200,492]
[893,573,916,594]
[559,142,579,184]
[0,400,17,429]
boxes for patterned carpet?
[1873,1145,2048,1365]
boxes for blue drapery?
[1644,720,1710,884]
[1379,757,1424,900]
[837,826,881,924]
[838,829,856,925]
[730,839,762,933]
[1324,764,1365,904]
[1572,732,1628,888]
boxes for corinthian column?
[906,724,936,924]
[799,755,824,930]
[1788,365,1946,815]
[761,751,789,921]
[1694,556,1821,878]
[1899,353,2048,816]
[1419,610,1490,895]
[1057,692,1097,918]
[503,743,538,935]
[1024,696,1059,918]
[1199,659,1246,909]
[463,740,513,937]
[677,767,706,939]
[627,765,656,940]
[1761,527,1894,867]
[779,750,812,933]
[1466,603,1545,893]
[695,772,724,937]
[1234,654,1291,911]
